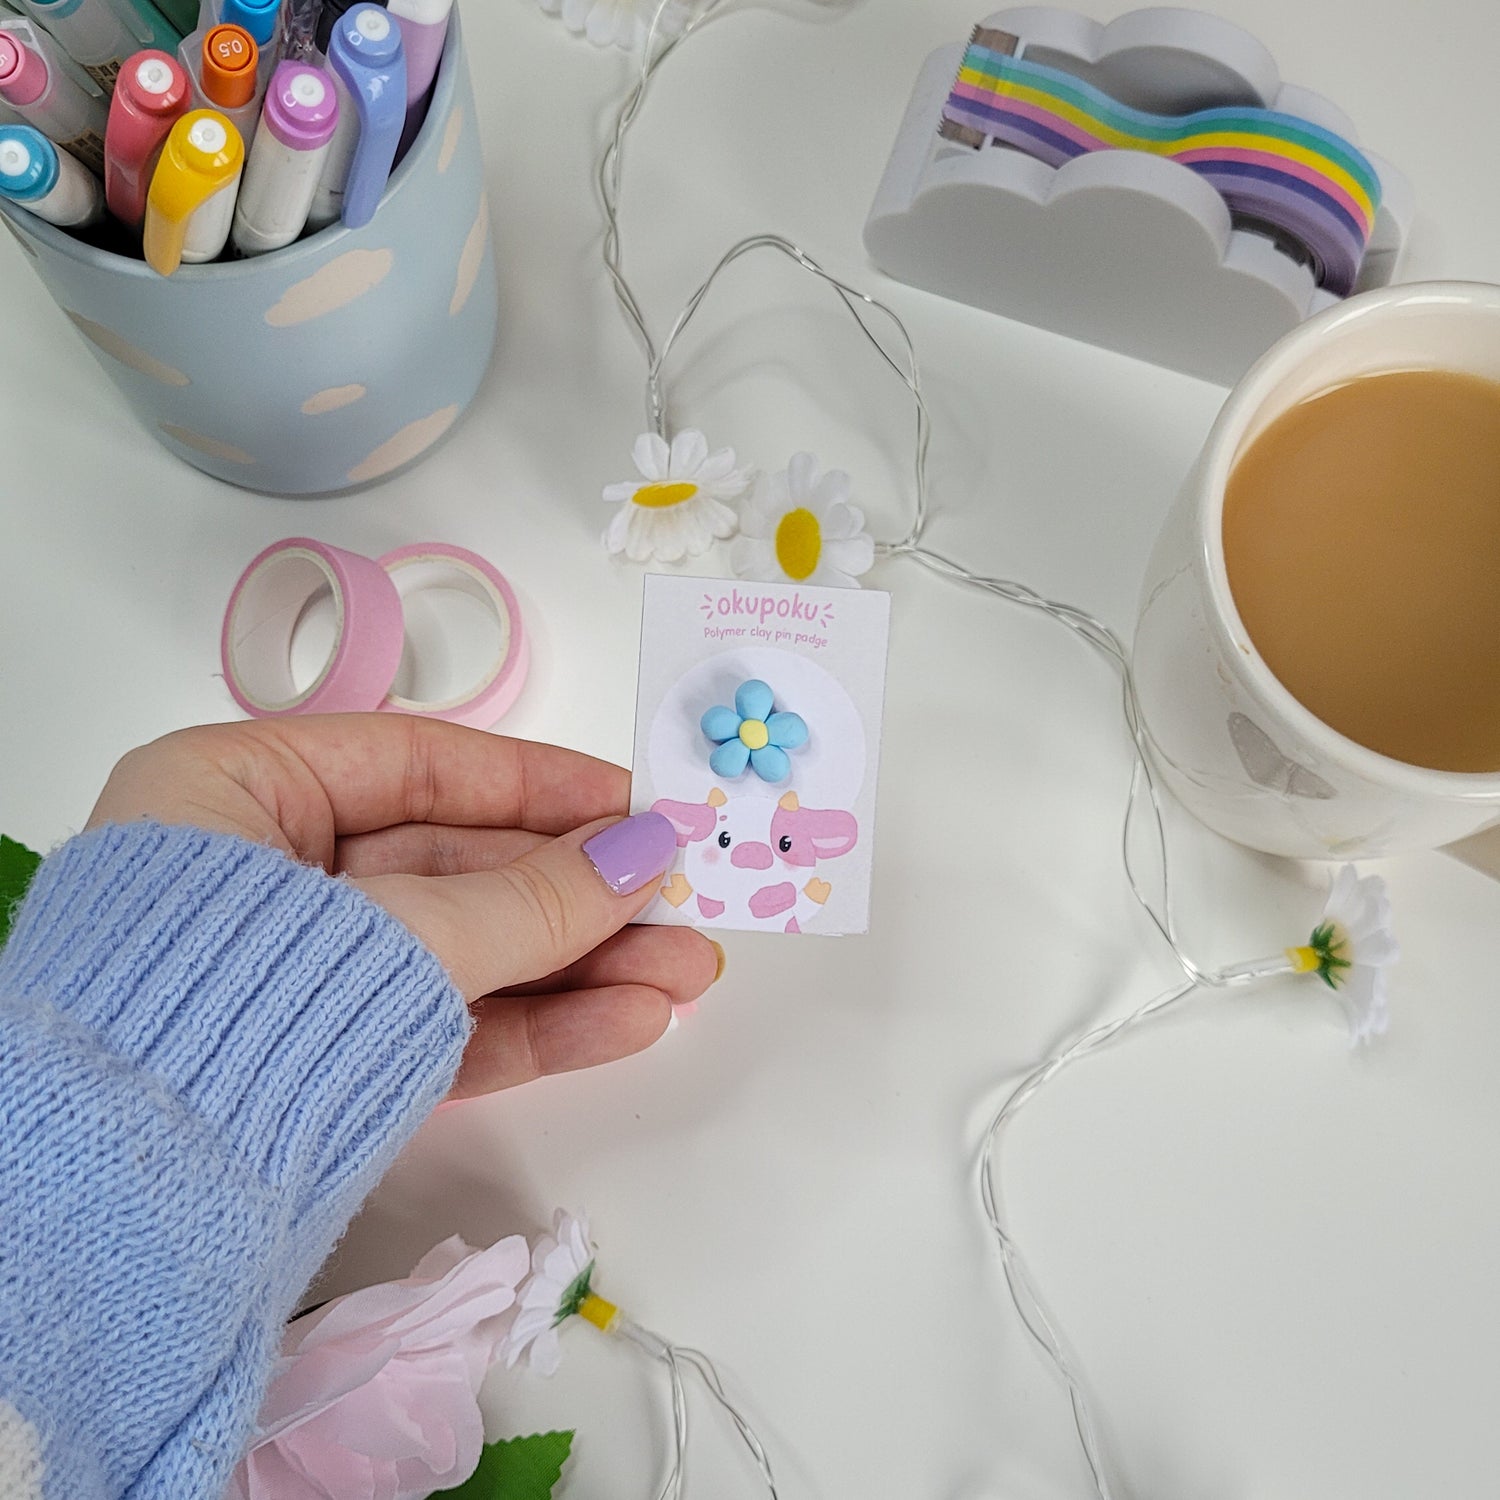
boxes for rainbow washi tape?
[941,25,1381,296]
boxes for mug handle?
[1445,824,1500,880]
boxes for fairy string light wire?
[587,4,1400,1495]
[507,1208,781,1500]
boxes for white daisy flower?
[537,0,688,50]
[1286,864,1400,1046]
[602,429,750,564]
[730,452,876,588]
[505,1209,619,1376]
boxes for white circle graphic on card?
[646,647,865,933]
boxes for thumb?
[355,811,679,1002]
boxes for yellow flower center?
[579,1292,619,1332]
[738,719,770,751]
[632,481,699,509]
[774,506,822,580]
[1286,945,1320,974]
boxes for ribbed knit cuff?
[1,821,470,1210]
[0,821,474,1499]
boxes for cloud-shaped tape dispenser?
[864,7,1414,385]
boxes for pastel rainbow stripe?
[942,37,1382,296]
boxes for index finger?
[228,714,631,837]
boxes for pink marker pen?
[0,19,108,173]
[104,49,189,228]
[14,0,175,92]
[0,22,108,174]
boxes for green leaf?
[0,836,42,950]
[554,1260,595,1326]
[431,1432,575,1500]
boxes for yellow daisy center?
[579,1292,620,1332]
[1286,945,1320,974]
[632,481,699,509]
[738,719,770,751]
[774,507,822,580]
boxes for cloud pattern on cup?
[5,31,495,498]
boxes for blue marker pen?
[195,0,276,48]
[312,0,379,61]
[306,1,401,230]
[0,119,103,225]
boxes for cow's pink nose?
[731,840,774,869]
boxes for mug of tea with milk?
[1134,280,1500,860]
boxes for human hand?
[87,716,718,1098]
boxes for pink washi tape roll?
[376,543,529,729]
[221,537,406,716]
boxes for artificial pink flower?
[226,1234,530,1500]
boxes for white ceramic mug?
[1133,280,1500,860]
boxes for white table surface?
[5,1,1500,1496]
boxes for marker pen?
[231,59,335,255]
[0,119,103,224]
[118,0,187,45]
[103,46,186,225]
[312,0,379,60]
[0,17,19,125]
[0,19,108,172]
[181,20,259,145]
[13,0,176,89]
[0,0,19,124]
[306,2,401,230]
[195,0,277,87]
[143,104,240,271]
[387,0,446,113]
[148,0,196,35]
[277,0,322,64]
[196,0,276,46]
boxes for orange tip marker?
[200,22,263,147]
[203,23,256,107]
[143,108,244,276]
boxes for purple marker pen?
[387,0,447,158]
[230,59,338,255]
[386,0,448,113]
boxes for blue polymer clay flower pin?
[701,679,808,783]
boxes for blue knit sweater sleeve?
[0,822,471,1500]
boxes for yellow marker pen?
[143,107,244,276]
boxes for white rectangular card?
[629,574,891,936]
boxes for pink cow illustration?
[650,788,859,932]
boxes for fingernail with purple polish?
[584,811,677,896]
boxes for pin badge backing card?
[629,574,891,936]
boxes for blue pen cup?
[0,6,495,496]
